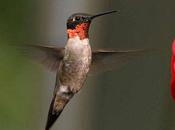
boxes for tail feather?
[45,93,73,130]
[45,97,62,130]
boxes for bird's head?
[67,10,117,40]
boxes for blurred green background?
[0,0,175,130]
[0,0,41,130]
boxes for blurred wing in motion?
[90,49,151,75]
[22,45,65,71]
[21,45,156,75]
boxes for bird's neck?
[67,23,90,40]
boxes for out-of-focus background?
[0,0,175,130]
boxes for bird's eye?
[75,16,81,21]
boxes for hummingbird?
[23,10,149,130]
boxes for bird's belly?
[58,56,91,93]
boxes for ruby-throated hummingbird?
[23,10,149,130]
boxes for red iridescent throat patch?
[67,23,90,40]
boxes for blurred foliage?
[0,0,42,130]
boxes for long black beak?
[90,10,118,20]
